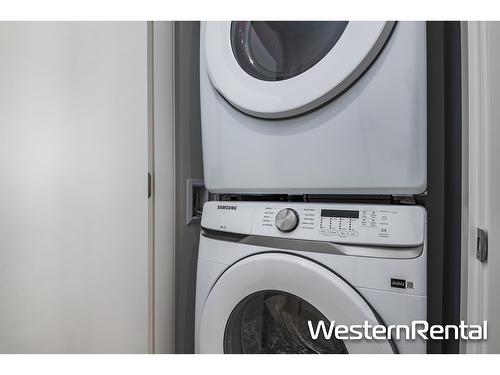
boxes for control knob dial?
[275,208,299,232]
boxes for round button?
[275,208,299,232]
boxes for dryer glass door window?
[224,290,348,354]
[231,21,348,82]
[205,21,395,118]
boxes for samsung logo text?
[216,205,237,211]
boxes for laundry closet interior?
[178,21,462,354]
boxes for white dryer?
[200,21,427,195]
[195,201,427,353]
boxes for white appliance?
[200,21,427,195]
[195,201,427,353]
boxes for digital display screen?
[320,209,359,219]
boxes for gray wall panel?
[174,21,203,354]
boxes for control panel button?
[275,208,300,232]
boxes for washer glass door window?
[224,290,347,354]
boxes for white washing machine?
[200,21,427,195]
[195,201,427,353]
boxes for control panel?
[202,201,426,247]
[318,208,393,239]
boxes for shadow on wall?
[174,21,204,354]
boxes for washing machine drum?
[204,21,395,119]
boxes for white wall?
[0,22,152,353]
[463,21,500,354]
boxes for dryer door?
[204,21,395,119]
[198,253,395,353]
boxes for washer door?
[199,253,395,353]
[204,21,395,119]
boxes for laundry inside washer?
[224,290,348,354]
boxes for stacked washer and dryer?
[195,21,428,353]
